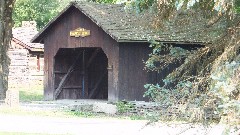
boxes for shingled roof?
[32,1,226,43]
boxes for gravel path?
[0,100,239,135]
[0,114,235,135]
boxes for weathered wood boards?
[53,48,108,100]
[89,70,108,98]
[54,52,82,99]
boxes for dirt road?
[0,114,153,135]
[0,114,231,135]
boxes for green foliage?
[128,1,240,134]
[235,0,240,12]
[143,84,160,101]
[144,52,240,126]
[129,114,146,120]
[90,0,118,4]
[144,80,194,105]
[12,0,117,29]
[209,61,240,125]
[13,0,69,29]
[145,41,190,71]
[116,101,134,114]
[67,110,94,117]
[130,0,240,33]
[130,0,155,13]
[132,0,238,13]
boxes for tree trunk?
[0,0,14,100]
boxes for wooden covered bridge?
[32,2,208,101]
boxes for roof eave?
[13,37,44,52]
[12,37,32,50]
[31,3,74,43]
[31,2,122,43]
[117,39,207,45]
[29,48,44,52]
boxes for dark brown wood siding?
[118,42,151,101]
[43,7,119,101]
[118,42,178,101]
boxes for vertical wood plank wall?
[43,7,119,101]
[118,43,151,101]
[118,43,178,101]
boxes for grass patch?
[0,106,108,119]
[17,84,43,102]
[0,107,69,118]
[19,91,43,101]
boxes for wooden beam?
[82,50,85,98]
[89,70,107,99]
[62,86,82,89]
[54,52,82,99]
[86,48,100,68]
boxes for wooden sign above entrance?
[70,27,90,37]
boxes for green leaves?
[143,84,160,101]
[144,80,193,105]
[208,61,240,125]
[13,0,68,29]
[116,101,134,114]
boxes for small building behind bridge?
[9,21,44,88]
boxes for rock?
[68,104,93,112]
[93,102,117,114]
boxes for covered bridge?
[32,2,215,101]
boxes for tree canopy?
[13,0,70,29]
[13,0,117,29]
[137,0,240,129]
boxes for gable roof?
[32,1,226,43]
[13,24,44,52]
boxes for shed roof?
[32,1,226,43]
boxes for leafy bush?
[116,101,134,114]
[144,80,194,106]
[208,61,240,125]
[144,59,240,128]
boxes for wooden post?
[82,50,85,98]
[5,89,19,107]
